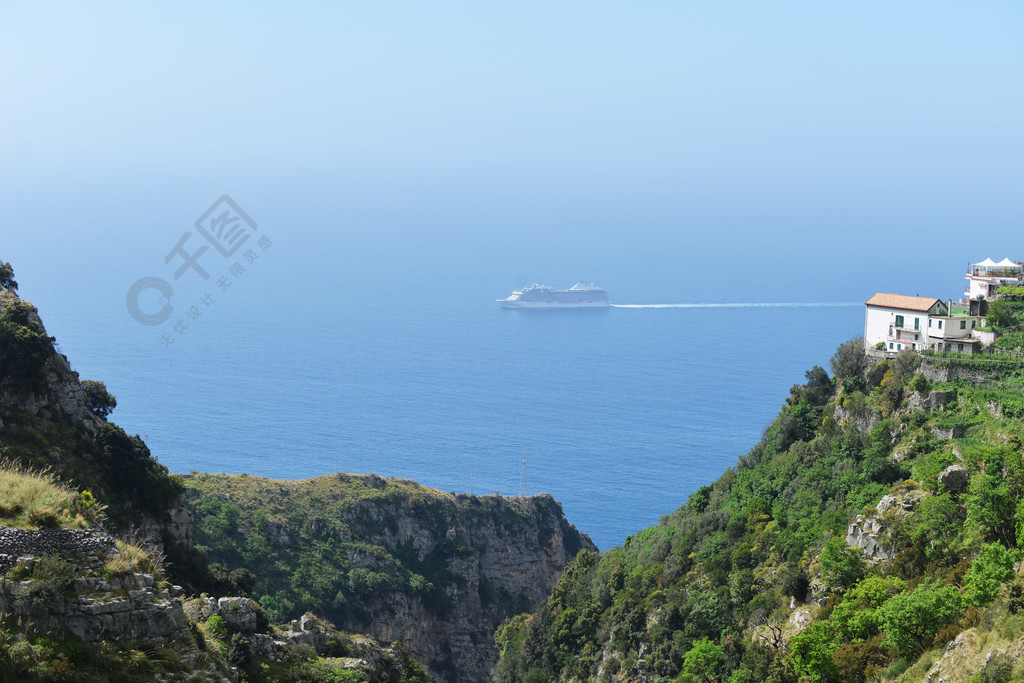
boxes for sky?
[1,1,1023,328]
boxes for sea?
[11,204,951,552]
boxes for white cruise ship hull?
[498,282,611,309]
[497,299,611,309]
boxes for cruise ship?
[497,282,611,309]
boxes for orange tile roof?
[865,293,942,312]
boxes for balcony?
[966,268,1023,279]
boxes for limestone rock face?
[0,292,102,431]
[0,528,188,646]
[846,516,893,560]
[833,403,877,435]
[847,487,926,561]
[933,424,966,440]
[345,493,595,682]
[939,464,970,494]
[907,390,955,412]
[876,489,926,514]
[131,504,195,553]
[218,596,259,633]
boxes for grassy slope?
[493,337,1024,682]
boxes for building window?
[895,314,904,327]
[938,320,943,329]
[915,318,920,330]
[958,343,964,351]
[972,320,976,328]
[929,319,933,328]
[889,342,894,350]
[960,320,966,329]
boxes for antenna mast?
[519,454,527,497]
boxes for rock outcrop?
[847,486,926,561]
[939,464,970,494]
[0,289,102,432]
[185,473,596,682]
[0,529,188,646]
[356,493,592,680]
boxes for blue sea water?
[23,225,868,552]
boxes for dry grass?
[0,460,84,528]
[104,539,165,581]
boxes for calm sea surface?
[31,239,865,551]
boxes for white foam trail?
[611,302,861,309]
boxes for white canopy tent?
[996,258,1021,269]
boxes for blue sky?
[1,1,1023,302]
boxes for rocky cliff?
[0,285,190,548]
[185,472,596,681]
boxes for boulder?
[217,596,258,634]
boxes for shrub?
[909,374,931,395]
[818,537,864,589]
[0,299,52,388]
[964,543,1016,607]
[80,380,117,419]
[0,261,17,291]
[879,581,963,655]
[205,614,228,640]
[227,633,252,668]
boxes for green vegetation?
[79,380,116,419]
[0,623,194,683]
[0,260,18,291]
[0,294,53,391]
[0,461,102,529]
[183,471,554,630]
[494,341,1024,682]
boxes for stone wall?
[920,356,1006,383]
[0,525,188,646]
[0,527,116,572]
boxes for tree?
[965,447,1019,547]
[788,621,840,682]
[831,338,868,384]
[0,261,17,291]
[80,379,117,419]
[0,299,51,388]
[818,537,864,589]
[964,542,1015,607]
[986,298,1016,329]
[831,575,906,641]
[679,638,724,683]
[802,366,834,406]
[879,581,963,655]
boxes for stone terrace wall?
[0,527,116,572]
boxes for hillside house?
[864,293,985,356]
[965,257,1022,301]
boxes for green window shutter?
[915,318,920,330]
[895,315,904,327]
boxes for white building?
[864,292,985,356]
[965,257,1022,301]
[864,293,947,355]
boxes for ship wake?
[611,302,861,309]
